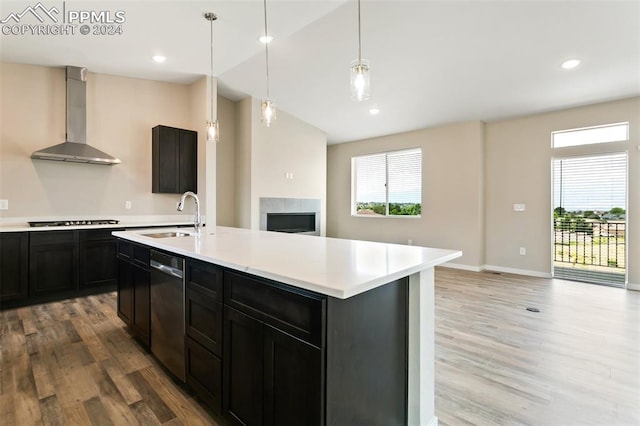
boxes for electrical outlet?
[513,203,526,212]
[125,201,132,209]
[519,247,526,255]
[407,239,413,246]
[0,199,7,210]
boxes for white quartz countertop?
[113,226,462,299]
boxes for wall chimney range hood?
[31,66,121,165]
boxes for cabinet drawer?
[132,244,150,269]
[186,259,222,301]
[224,271,325,347]
[186,336,222,414]
[30,230,76,245]
[118,240,132,259]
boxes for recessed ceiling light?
[561,59,581,69]
[152,55,167,63]
[369,107,380,115]
[259,35,273,44]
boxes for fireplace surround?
[259,197,321,236]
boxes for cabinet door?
[152,125,180,193]
[186,336,222,414]
[224,306,264,426]
[80,239,118,289]
[264,325,323,426]
[117,258,133,326]
[186,259,223,355]
[178,129,197,193]
[29,231,78,296]
[0,232,28,302]
[132,265,150,346]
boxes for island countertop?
[112,226,461,299]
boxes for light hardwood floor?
[435,268,639,426]
[1,269,638,425]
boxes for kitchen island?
[113,226,461,426]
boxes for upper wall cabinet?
[152,125,197,194]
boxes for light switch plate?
[0,199,8,210]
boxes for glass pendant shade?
[206,119,219,142]
[350,59,370,101]
[261,99,276,127]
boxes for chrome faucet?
[177,191,201,234]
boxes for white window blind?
[352,149,422,216]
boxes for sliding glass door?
[552,153,627,287]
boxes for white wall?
[0,63,212,220]
[226,97,327,234]
[327,121,485,268]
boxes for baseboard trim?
[441,262,483,272]
[627,282,640,291]
[482,265,552,278]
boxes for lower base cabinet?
[115,239,409,426]
[185,336,222,413]
[0,232,28,303]
[117,241,150,347]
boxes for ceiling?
[1,0,639,144]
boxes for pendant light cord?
[209,16,214,122]
[264,0,270,100]
[357,0,362,63]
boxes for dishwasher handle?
[150,259,184,279]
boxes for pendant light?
[350,0,370,101]
[261,0,276,127]
[204,12,220,142]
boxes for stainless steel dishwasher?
[150,250,186,382]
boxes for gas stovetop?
[28,219,120,227]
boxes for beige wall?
[227,97,327,234]
[0,63,211,220]
[327,97,639,287]
[485,97,639,285]
[216,95,236,227]
[327,121,485,268]
[234,98,253,229]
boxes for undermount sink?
[143,231,194,238]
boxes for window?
[352,148,422,216]
[552,122,629,148]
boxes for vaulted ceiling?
[2,0,638,143]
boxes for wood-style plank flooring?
[435,268,639,426]
[0,293,218,425]
[1,269,638,425]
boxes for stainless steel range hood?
[31,66,121,165]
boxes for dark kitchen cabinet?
[117,240,150,346]
[185,259,223,413]
[0,232,29,303]
[152,125,197,194]
[223,271,325,426]
[117,258,133,325]
[29,230,78,296]
[80,228,121,289]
